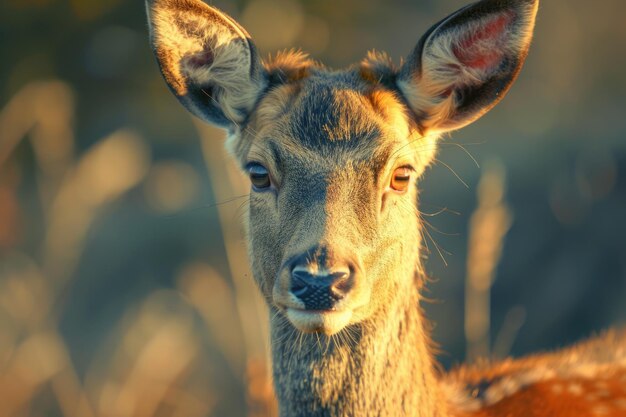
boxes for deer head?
[146,0,538,336]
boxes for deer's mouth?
[284,307,353,335]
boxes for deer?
[145,0,626,415]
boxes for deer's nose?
[290,265,354,310]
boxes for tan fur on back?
[444,330,626,416]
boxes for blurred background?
[1,0,625,416]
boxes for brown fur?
[146,0,626,416]
[445,330,626,415]
[265,49,320,83]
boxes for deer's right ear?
[146,0,267,128]
[397,0,538,134]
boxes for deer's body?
[146,0,626,415]
[448,331,626,417]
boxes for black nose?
[290,267,353,310]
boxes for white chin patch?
[286,308,353,335]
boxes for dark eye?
[390,167,412,192]
[247,163,271,190]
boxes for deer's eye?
[390,167,412,192]
[247,163,271,190]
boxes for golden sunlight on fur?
[396,2,538,132]
[145,0,626,415]
[446,330,626,417]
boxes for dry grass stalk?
[465,160,513,362]
[176,262,247,376]
[42,129,149,286]
[0,81,225,417]
[0,78,279,417]
[193,120,276,416]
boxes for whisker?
[433,157,469,189]
[233,198,251,222]
[422,218,460,237]
[422,223,450,266]
[419,206,455,217]
[397,198,452,265]
[446,141,480,168]
[156,194,250,220]
[419,203,461,217]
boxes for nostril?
[290,271,310,297]
[329,271,348,281]
[329,272,353,301]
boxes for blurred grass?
[464,160,514,362]
[0,81,275,417]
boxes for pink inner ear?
[185,45,215,69]
[453,12,514,70]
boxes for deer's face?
[233,72,434,334]
[147,0,538,335]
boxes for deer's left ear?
[146,0,267,128]
[397,0,539,133]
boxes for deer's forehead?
[248,72,414,166]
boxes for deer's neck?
[270,272,449,417]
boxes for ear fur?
[397,0,539,133]
[146,0,267,128]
